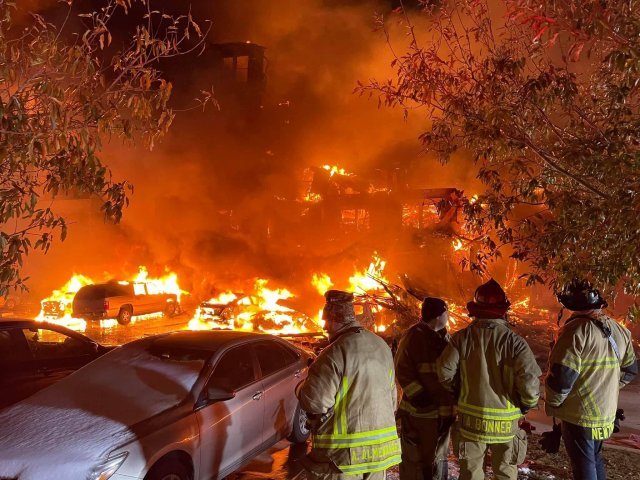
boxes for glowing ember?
[452,239,464,251]
[312,273,333,295]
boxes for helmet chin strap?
[557,307,564,327]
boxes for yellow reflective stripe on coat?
[460,429,515,443]
[402,380,424,398]
[418,362,437,373]
[333,377,349,435]
[313,426,399,448]
[339,454,402,475]
[398,399,437,418]
[581,357,620,369]
[458,401,522,420]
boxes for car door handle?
[252,391,263,401]
[294,369,301,378]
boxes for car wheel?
[164,301,177,317]
[145,459,192,480]
[287,403,310,444]
[117,306,133,325]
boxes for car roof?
[0,318,96,341]
[148,329,274,352]
[0,318,61,329]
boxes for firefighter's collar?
[471,317,510,328]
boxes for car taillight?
[103,299,109,311]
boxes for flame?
[452,239,464,251]
[312,273,333,295]
[304,191,323,203]
[469,194,479,204]
[129,266,186,302]
[349,252,388,293]
[317,308,325,329]
[35,274,95,331]
[322,164,352,177]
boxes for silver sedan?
[0,330,311,480]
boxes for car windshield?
[0,337,207,480]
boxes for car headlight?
[87,452,128,480]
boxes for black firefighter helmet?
[467,278,511,318]
[557,279,607,311]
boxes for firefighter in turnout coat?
[438,279,541,480]
[297,290,401,479]
[395,297,456,480]
[545,280,638,480]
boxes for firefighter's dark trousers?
[399,415,452,480]
[561,421,606,480]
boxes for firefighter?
[545,280,638,480]
[395,297,456,480]
[438,279,541,480]
[297,290,401,479]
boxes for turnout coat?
[545,312,637,438]
[438,317,541,444]
[297,326,401,476]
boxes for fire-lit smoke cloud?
[25,0,484,299]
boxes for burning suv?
[73,281,178,325]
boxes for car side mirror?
[206,386,236,402]
[194,386,235,411]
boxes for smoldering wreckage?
[2,27,640,480]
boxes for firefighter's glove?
[519,418,535,435]
[306,410,332,434]
[305,413,323,434]
[613,408,625,434]
[539,423,562,454]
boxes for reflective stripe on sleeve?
[418,362,437,373]
[439,405,456,416]
[398,399,438,418]
[402,381,424,398]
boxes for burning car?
[189,280,320,334]
[72,281,179,325]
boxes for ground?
[239,432,640,480]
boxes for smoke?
[25,0,484,301]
